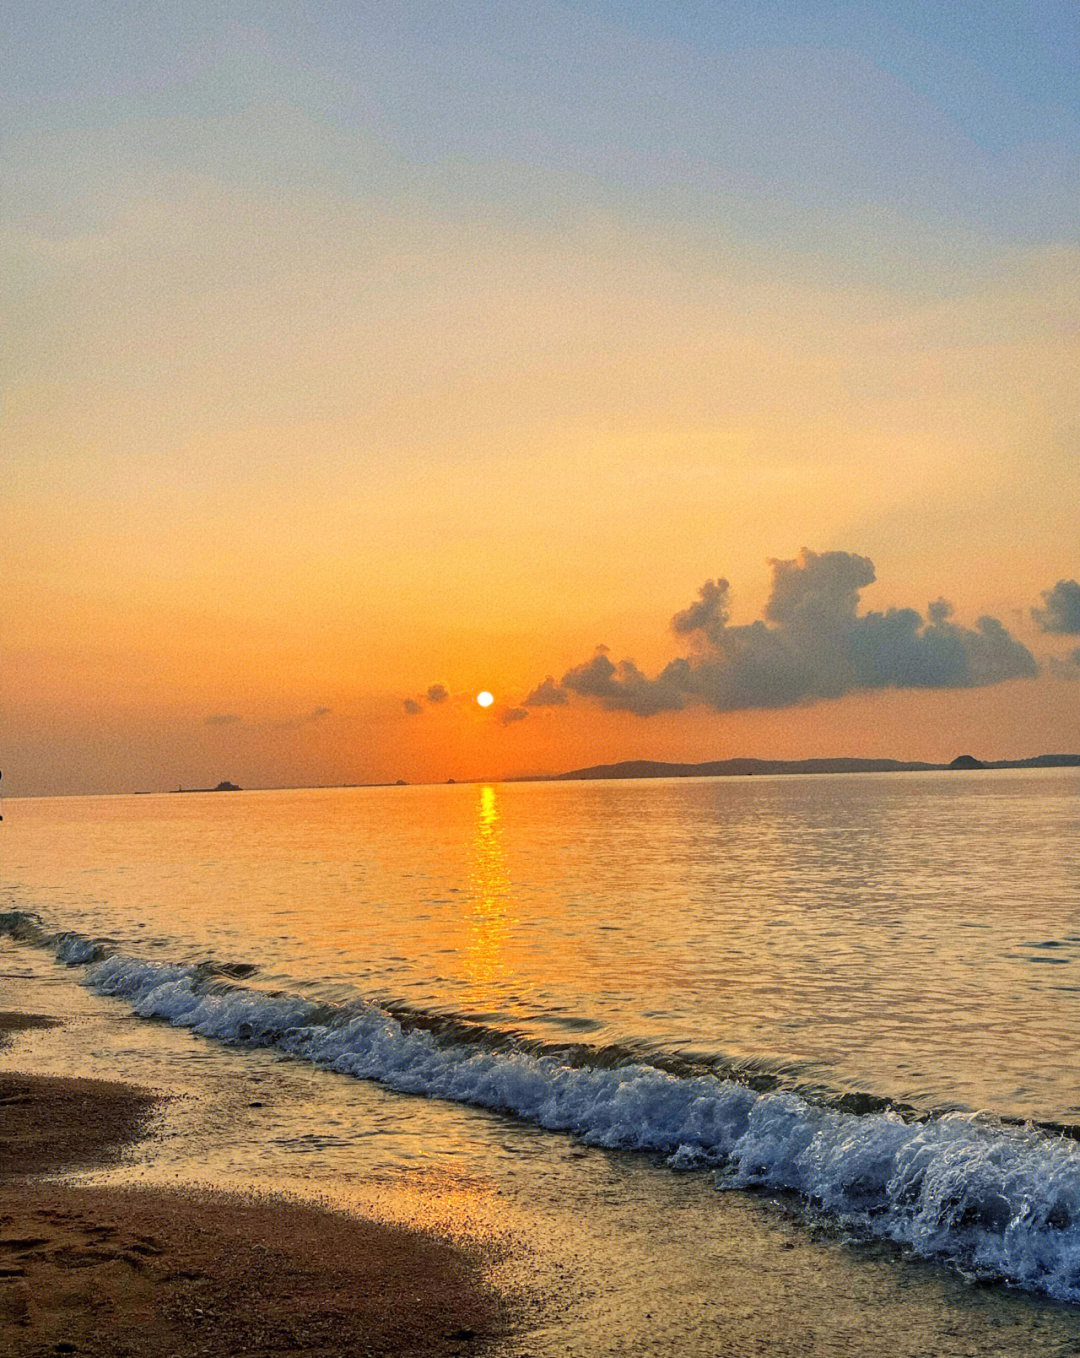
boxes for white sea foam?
[81,950,1080,1301]
[4,912,1080,1302]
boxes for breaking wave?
[5,908,1080,1302]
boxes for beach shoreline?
[8,928,1080,1358]
[0,1012,503,1358]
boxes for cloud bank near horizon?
[403,552,1067,725]
[528,549,1039,719]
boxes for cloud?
[562,653,686,715]
[501,706,529,724]
[542,549,1038,716]
[206,706,334,730]
[1033,579,1080,635]
[403,684,454,712]
[1050,647,1080,680]
[271,706,333,731]
[523,675,568,706]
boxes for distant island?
[172,781,242,793]
[554,754,1080,782]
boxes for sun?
[476,691,494,708]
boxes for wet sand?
[0,1013,501,1358]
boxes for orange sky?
[3,4,1078,796]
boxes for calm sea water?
[4,769,1080,1303]
[4,770,1079,1121]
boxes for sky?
[3,1,1078,796]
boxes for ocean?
[4,769,1080,1353]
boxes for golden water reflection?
[462,784,514,999]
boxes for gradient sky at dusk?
[4,1,1078,795]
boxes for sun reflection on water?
[463,785,513,1000]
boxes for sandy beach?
[0,1012,502,1358]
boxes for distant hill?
[554,754,1080,782]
